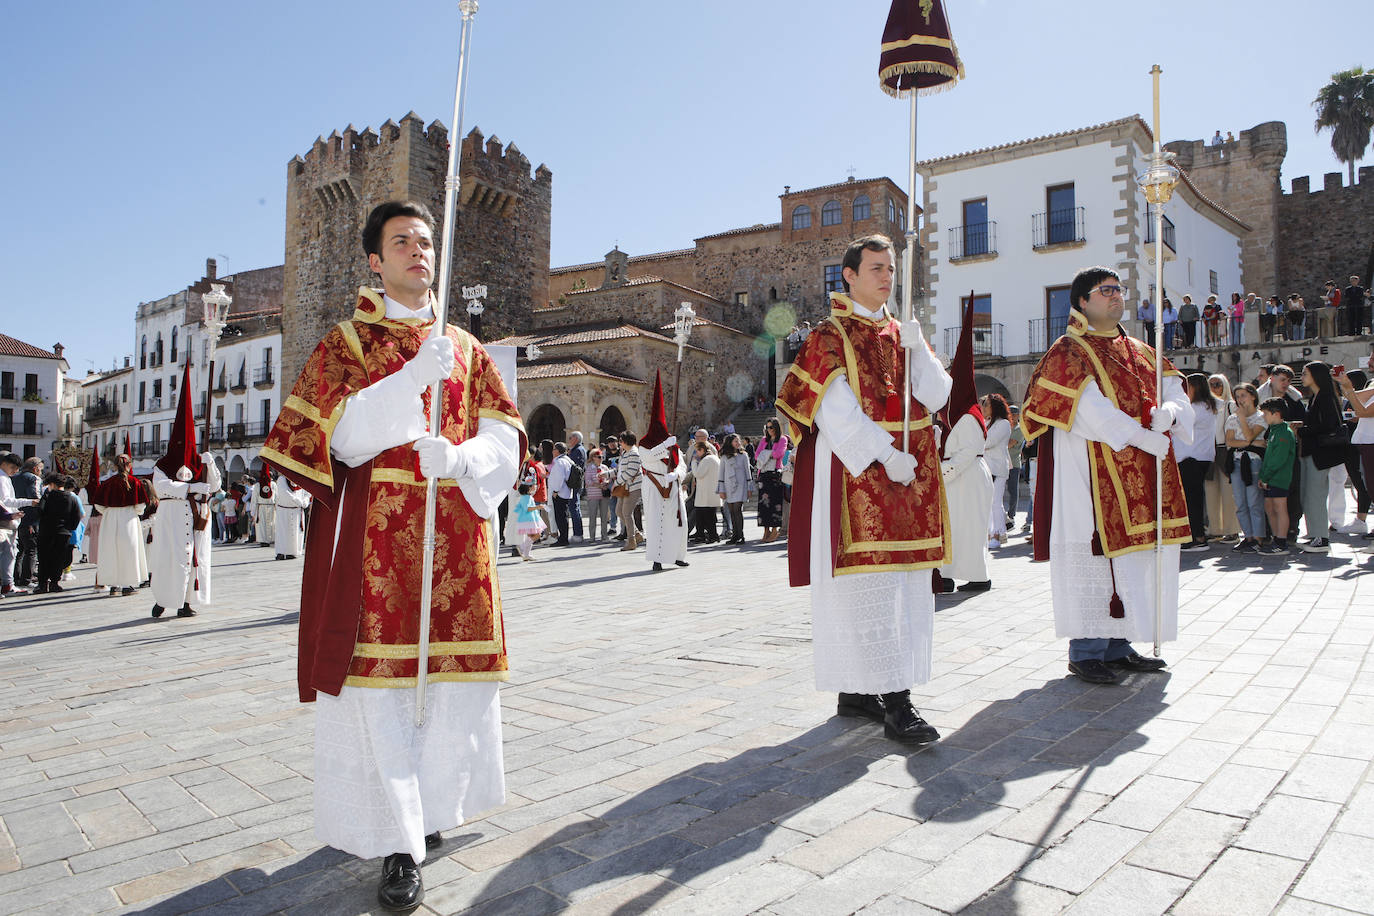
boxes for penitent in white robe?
[273,486,310,558]
[149,461,222,610]
[807,302,952,694]
[254,489,276,545]
[1049,376,1193,642]
[640,442,688,565]
[310,293,521,864]
[93,503,148,589]
[940,413,993,582]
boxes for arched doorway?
[598,405,627,442]
[526,404,566,447]
[974,373,1012,404]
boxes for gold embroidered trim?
[343,670,511,688]
[352,639,501,659]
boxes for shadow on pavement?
[0,615,151,650]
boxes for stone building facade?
[281,114,552,393]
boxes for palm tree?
[1313,67,1374,186]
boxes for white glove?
[413,436,467,480]
[881,447,918,485]
[187,482,211,496]
[1127,428,1171,458]
[898,320,925,351]
[399,337,456,393]
[1149,404,1177,432]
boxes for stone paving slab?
[0,528,1372,914]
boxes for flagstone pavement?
[2,527,1373,915]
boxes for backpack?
[566,461,584,491]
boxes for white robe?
[254,487,276,544]
[311,293,521,864]
[940,413,993,582]
[93,502,148,589]
[640,442,688,565]
[807,303,952,694]
[1049,376,1193,642]
[273,486,310,557]
[149,462,221,609]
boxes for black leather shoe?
[1107,653,1168,672]
[425,831,441,851]
[121,587,136,596]
[836,692,885,723]
[880,693,940,744]
[1068,659,1119,684]
[48,582,64,592]
[957,580,992,592]
[177,605,197,618]
[34,583,49,594]
[151,604,165,618]
[377,853,423,911]
[652,562,663,571]
[674,560,689,567]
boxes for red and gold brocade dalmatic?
[1021,317,1190,558]
[777,293,948,577]
[261,288,526,701]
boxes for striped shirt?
[615,448,642,490]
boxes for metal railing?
[252,367,274,387]
[942,323,1005,358]
[947,221,997,260]
[1144,213,1176,252]
[0,422,46,437]
[3,387,45,402]
[1028,316,1072,352]
[1032,207,1085,248]
[84,402,120,424]
[230,373,248,392]
[146,397,163,412]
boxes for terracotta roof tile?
[489,320,710,353]
[918,116,1148,167]
[694,222,782,242]
[0,333,63,360]
[551,248,695,274]
[516,358,645,384]
[561,275,728,305]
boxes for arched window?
[170,327,178,363]
[821,200,842,226]
[791,205,812,230]
[140,335,147,370]
[154,333,164,366]
[887,197,897,223]
[853,195,871,221]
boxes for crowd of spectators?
[1140,276,1367,349]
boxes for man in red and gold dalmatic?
[261,200,525,912]
[777,234,951,745]
[1021,265,1194,686]
[92,453,149,597]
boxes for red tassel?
[1090,531,1105,556]
[1109,592,1125,618]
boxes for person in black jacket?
[35,473,84,593]
[1296,362,1345,553]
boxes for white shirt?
[1175,399,1221,462]
[548,453,574,500]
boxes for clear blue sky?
[2,0,1364,375]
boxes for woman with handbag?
[583,449,614,542]
[1295,361,1346,552]
[613,432,643,551]
[1204,374,1241,542]
[1225,384,1267,551]
[1176,374,1218,550]
[754,419,788,543]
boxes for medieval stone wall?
[1277,167,1374,302]
[1164,122,1287,298]
[280,115,551,394]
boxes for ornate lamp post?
[200,283,232,451]
[672,301,697,432]
[463,283,487,340]
[1135,64,1180,659]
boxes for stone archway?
[974,373,1013,404]
[229,454,247,475]
[526,404,566,447]
[598,405,627,441]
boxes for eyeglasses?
[1092,285,1126,298]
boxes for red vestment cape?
[261,288,526,702]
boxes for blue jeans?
[1229,320,1244,345]
[569,492,584,538]
[1230,456,1264,538]
[1069,638,1135,662]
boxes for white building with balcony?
[79,362,135,462]
[918,116,1248,364]
[0,334,69,463]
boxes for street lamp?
[463,283,487,340]
[672,301,697,431]
[201,283,232,452]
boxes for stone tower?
[281,114,552,391]
[1164,121,1286,297]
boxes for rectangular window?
[961,293,992,328]
[823,264,845,294]
[23,409,36,435]
[138,381,146,412]
[152,379,162,399]
[1209,270,1219,295]
[1,371,12,398]
[1044,286,1074,349]
[261,399,272,428]
[0,408,11,434]
[122,384,127,403]
[23,374,37,397]
[734,292,749,307]
[22,445,34,460]
[962,198,989,256]
[1046,184,1076,245]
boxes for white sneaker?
[988,538,1000,550]
[1338,519,1367,535]
[572,535,584,543]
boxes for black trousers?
[15,523,38,585]
[1179,320,1197,347]
[692,506,718,541]
[1179,458,1210,540]
[38,530,74,585]
[552,494,570,544]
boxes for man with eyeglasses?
[1021,266,1195,685]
